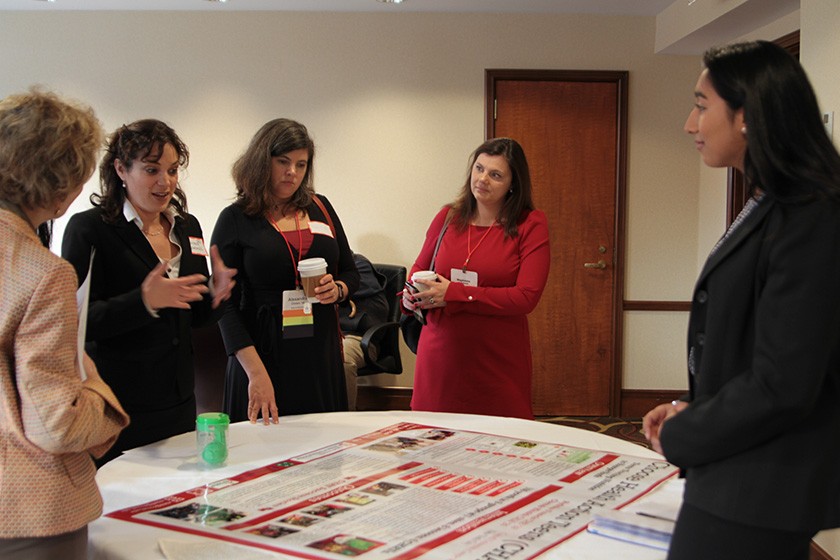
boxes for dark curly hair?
[93,119,189,223]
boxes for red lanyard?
[463,223,495,271]
[268,211,303,289]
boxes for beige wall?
[0,10,701,392]
[3,5,839,554]
[803,10,840,560]
[0,4,833,397]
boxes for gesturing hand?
[141,261,209,311]
[209,244,237,308]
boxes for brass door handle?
[583,260,607,269]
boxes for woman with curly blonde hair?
[0,88,128,559]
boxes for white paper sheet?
[75,248,94,381]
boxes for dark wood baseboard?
[812,541,833,560]
[623,300,691,312]
[356,385,696,418]
[619,389,686,417]
[357,386,690,418]
[356,385,411,411]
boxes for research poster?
[109,422,677,559]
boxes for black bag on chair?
[400,217,449,354]
[399,313,424,354]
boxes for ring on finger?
[429,297,435,304]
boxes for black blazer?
[62,207,217,413]
[660,196,840,533]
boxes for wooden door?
[487,71,627,416]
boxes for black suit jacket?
[660,195,840,532]
[62,207,217,414]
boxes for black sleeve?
[210,204,253,355]
[317,195,360,295]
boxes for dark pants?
[668,502,814,560]
[0,526,87,560]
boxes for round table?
[90,410,677,560]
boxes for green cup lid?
[196,412,230,428]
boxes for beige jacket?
[0,209,129,538]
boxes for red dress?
[409,207,550,419]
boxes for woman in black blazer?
[643,42,840,560]
[62,120,235,466]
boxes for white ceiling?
[0,0,677,16]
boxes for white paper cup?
[298,257,328,303]
[411,270,437,292]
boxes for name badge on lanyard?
[451,268,478,287]
[281,289,314,339]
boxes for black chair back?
[357,263,406,375]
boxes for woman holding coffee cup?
[211,118,359,424]
[403,138,550,419]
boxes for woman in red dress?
[404,138,550,419]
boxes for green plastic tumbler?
[196,412,229,466]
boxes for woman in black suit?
[62,120,235,466]
[642,41,840,560]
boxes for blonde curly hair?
[0,87,103,210]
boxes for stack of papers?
[587,478,682,551]
[587,510,674,550]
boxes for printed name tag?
[281,289,314,339]
[189,236,209,256]
[309,221,334,238]
[451,268,478,287]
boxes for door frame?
[485,69,629,415]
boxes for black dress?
[211,195,359,421]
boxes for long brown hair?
[449,137,534,238]
[232,118,316,216]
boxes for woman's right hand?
[141,261,209,311]
[402,288,417,312]
[235,347,279,425]
[247,372,279,425]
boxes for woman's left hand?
[209,244,238,308]
[642,400,688,455]
[314,273,343,304]
[414,274,449,309]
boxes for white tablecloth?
[90,410,680,560]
